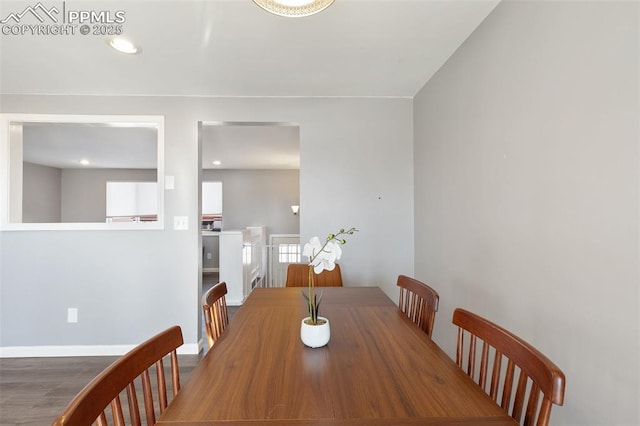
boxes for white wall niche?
[0,113,165,231]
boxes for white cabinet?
[202,181,222,215]
[106,181,157,217]
[218,227,266,306]
[219,230,250,306]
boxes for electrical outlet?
[207,252,212,260]
[67,308,78,323]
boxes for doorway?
[197,121,301,345]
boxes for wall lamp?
[291,205,300,215]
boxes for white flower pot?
[300,316,330,348]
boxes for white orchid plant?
[302,227,357,325]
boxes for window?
[243,244,252,266]
[278,243,301,263]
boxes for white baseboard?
[0,342,201,358]
[179,343,200,355]
[227,297,245,306]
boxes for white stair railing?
[264,234,301,288]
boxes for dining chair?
[452,308,565,426]
[397,274,439,337]
[52,325,183,426]
[202,281,230,348]
[285,263,343,287]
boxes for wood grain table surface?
[157,287,517,426]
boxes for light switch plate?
[67,308,78,323]
[174,216,189,230]
[165,176,175,190]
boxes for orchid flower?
[301,227,357,324]
[303,237,343,274]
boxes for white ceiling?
[20,121,299,169]
[0,0,499,97]
[202,123,300,169]
[22,122,158,169]
[1,0,499,169]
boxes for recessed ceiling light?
[79,159,90,166]
[212,160,222,166]
[252,0,334,17]
[108,37,140,54]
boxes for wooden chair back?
[452,308,565,426]
[202,282,229,348]
[285,263,343,287]
[52,326,183,426]
[397,275,439,337]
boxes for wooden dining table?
[157,287,517,425]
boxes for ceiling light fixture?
[108,37,140,54]
[79,159,90,166]
[252,0,334,17]
[212,160,222,166]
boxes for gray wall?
[202,169,300,269]
[20,165,157,223]
[413,1,638,425]
[23,161,61,223]
[203,169,300,234]
[61,168,156,222]
[0,95,414,352]
[202,235,219,270]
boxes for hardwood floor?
[0,274,237,425]
[0,354,202,425]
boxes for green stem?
[306,227,357,325]
[308,264,315,324]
